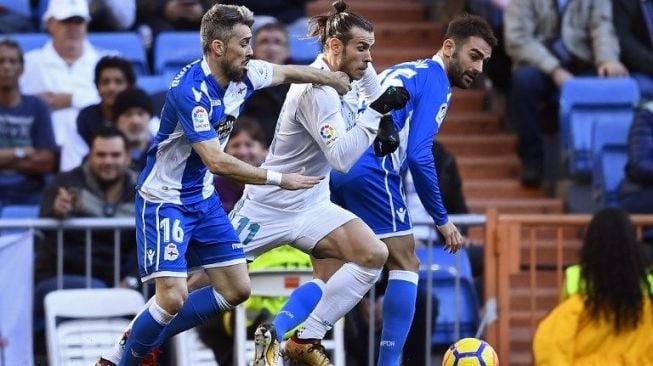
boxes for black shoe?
[521,165,543,187]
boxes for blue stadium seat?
[416,246,479,345]
[559,77,639,178]
[0,0,32,17]
[5,33,49,53]
[1,204,39,219]
[286,19,320,65]
[595,144,628,207]
[590,116,632,193]
[88,32,149,75]
[154,32,201,79]
[137,74,169,95]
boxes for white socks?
[298,262,381,340]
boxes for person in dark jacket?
[619,103,653,213]
[613,0,653,99]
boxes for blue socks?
[377,270,419,366]
[119,301,174,366]
[273,279,324,341]
[157,286,232,343]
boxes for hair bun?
[332,0,347,13]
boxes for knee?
[357,240,388,268]
[388,252,420,272]
[156,285,188,314]
[216,282,251,307]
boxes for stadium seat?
[559,77,640,178]
[44,288,144,366]
[416,246,479,346]
[232,269,345,366]
[88,32,149,75]
[595,144,628,207]
[154,32,201,79]
[590,117,631,192]
[287,19,321,65]
[5,33,49,53]
[137,74,169,95]
[0,0,32,17]
[1,204,39,219]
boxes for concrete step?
[307,2,426,23]
[468,198,565,214]
[373,22,444,49]
[457,156,520,180]
[438,133,516,156]
[449,89,487,113]
[463,179,547,199]
[439,112,503,135]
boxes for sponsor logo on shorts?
[232,243,244,250]
[192,106,210,132]
[146,249,155,265]
[396,207,407,223]
[380,340,396,348]
[319,123,337,146]
[164,243,179,261]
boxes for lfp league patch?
[319,123,338,146]
[192,106,210,132]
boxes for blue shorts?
[135,193,245,282]
[330,155,412,238]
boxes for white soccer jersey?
[137,58,273,205]
[243,56,383,210]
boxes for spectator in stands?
[234,0,315,25]
[213,116,268,213]
[613,0,653,100]
[20,0,101,153]
[112,88,156,173]
[533,208,653,365]
[504,0,629,187]
[0,39,57,206]
[619,102,653,214]
[88,0,137,32]
[33,127,139,350]
[61,56,136,172]
[239,22,291,145]
[136,0,214,38]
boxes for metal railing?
[1,214,488,365]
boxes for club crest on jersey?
[192,106,210,132]
[435,102,448,127]
[164,243,179,261]
[319,123,337,146]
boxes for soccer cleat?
[140,348,162,366]
[254,323,280,366]
[284,333,333,366]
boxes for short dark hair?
[91,126,129,152]
[0,38,24,64]
[444,14,498,49]
[308,1,373,50]
[231,117,267,148]
[201,4,255,55]
[94,56,136,87]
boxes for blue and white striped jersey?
[345,55,452,225]
[137,58,273,205]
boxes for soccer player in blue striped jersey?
[270,15,497,366]
[96,4,354,366]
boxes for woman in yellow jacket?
[533,208,653,366]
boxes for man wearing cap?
[20,0,101,163]
[112,88,157,173]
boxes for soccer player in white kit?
[231,2,409,365]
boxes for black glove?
[374,115,400,156]
[369,86,410,114]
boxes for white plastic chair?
[234,269,346,366]
[44,288,144,366]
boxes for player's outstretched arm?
[192,139,323,190]
[270,64,351,95]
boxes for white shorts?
[229,197,358,261]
